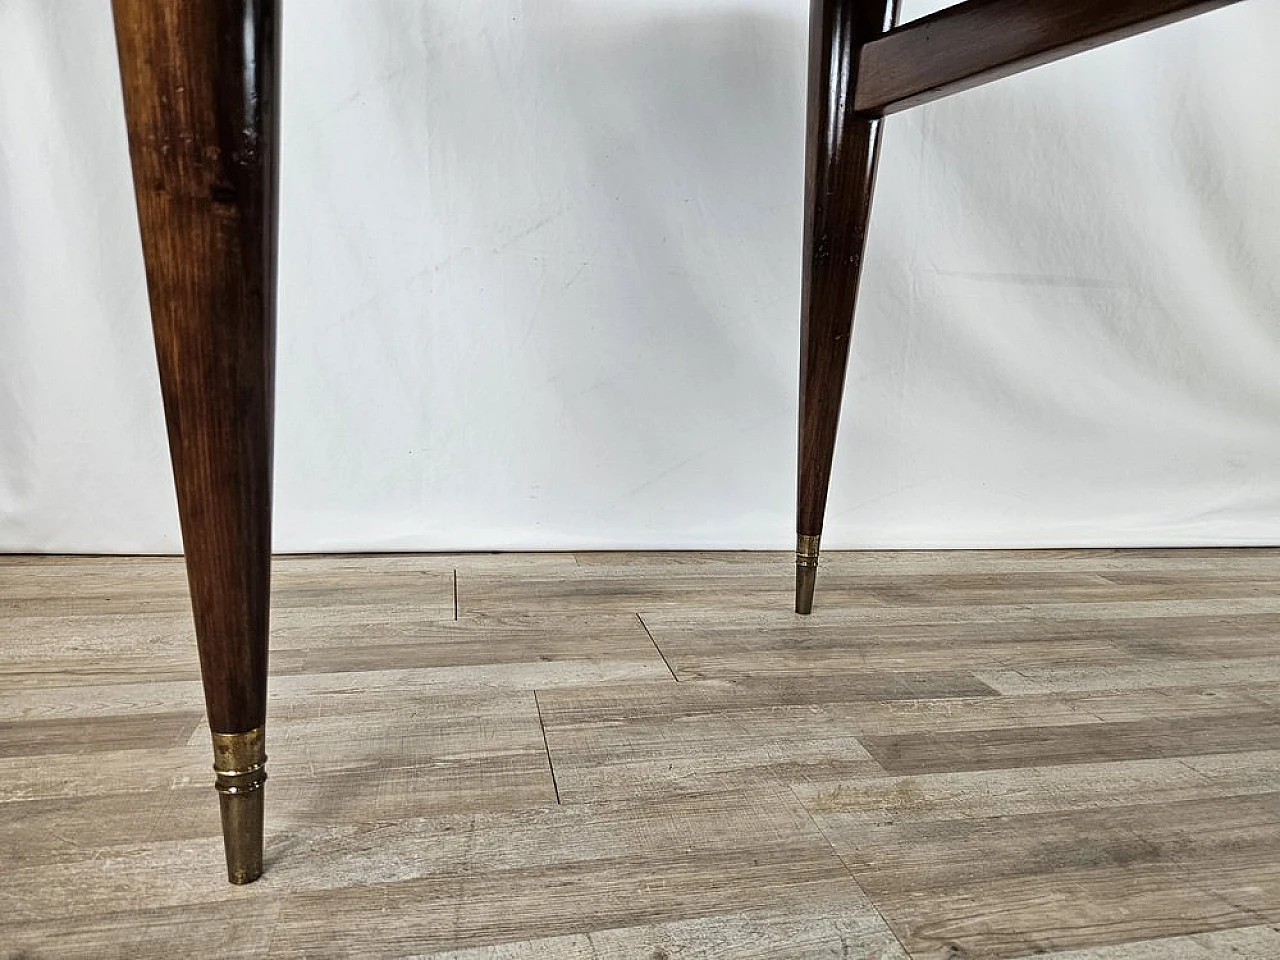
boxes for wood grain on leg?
[112,0,280,883]
[796,0,891,614]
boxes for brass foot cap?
[219,787,265,883]
[212,727,267,885]
[795,566,817,615]
[795,534,820,615]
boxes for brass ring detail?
[211,726,268,796]
[796,534,822,567]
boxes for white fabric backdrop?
[2,0,1278,554]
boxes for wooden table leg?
[112,0,280,883]
[796,0,891,614]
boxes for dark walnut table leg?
[796,0,891,614]
[112,1,280,883]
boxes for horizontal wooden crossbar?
[854,0,1246,117]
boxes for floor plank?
[859,711,1280,775]
[793,750,1280,824]
[641,612,1280,682]
[0,711,201,759]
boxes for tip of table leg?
[795,534,820,615]
[212,727,267,885]
[795,562,817,615]
[220,785,265,884]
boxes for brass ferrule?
[796,534,822,567]
[795,534,821,615]
[210,726,267,884]
[212,726,268,793]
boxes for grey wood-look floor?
[3,550,1280,959]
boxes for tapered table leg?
[112,1,280,883]
[796,0,891,614]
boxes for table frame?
[110,0,1247,883]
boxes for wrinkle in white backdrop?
[1,0,1278,553]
